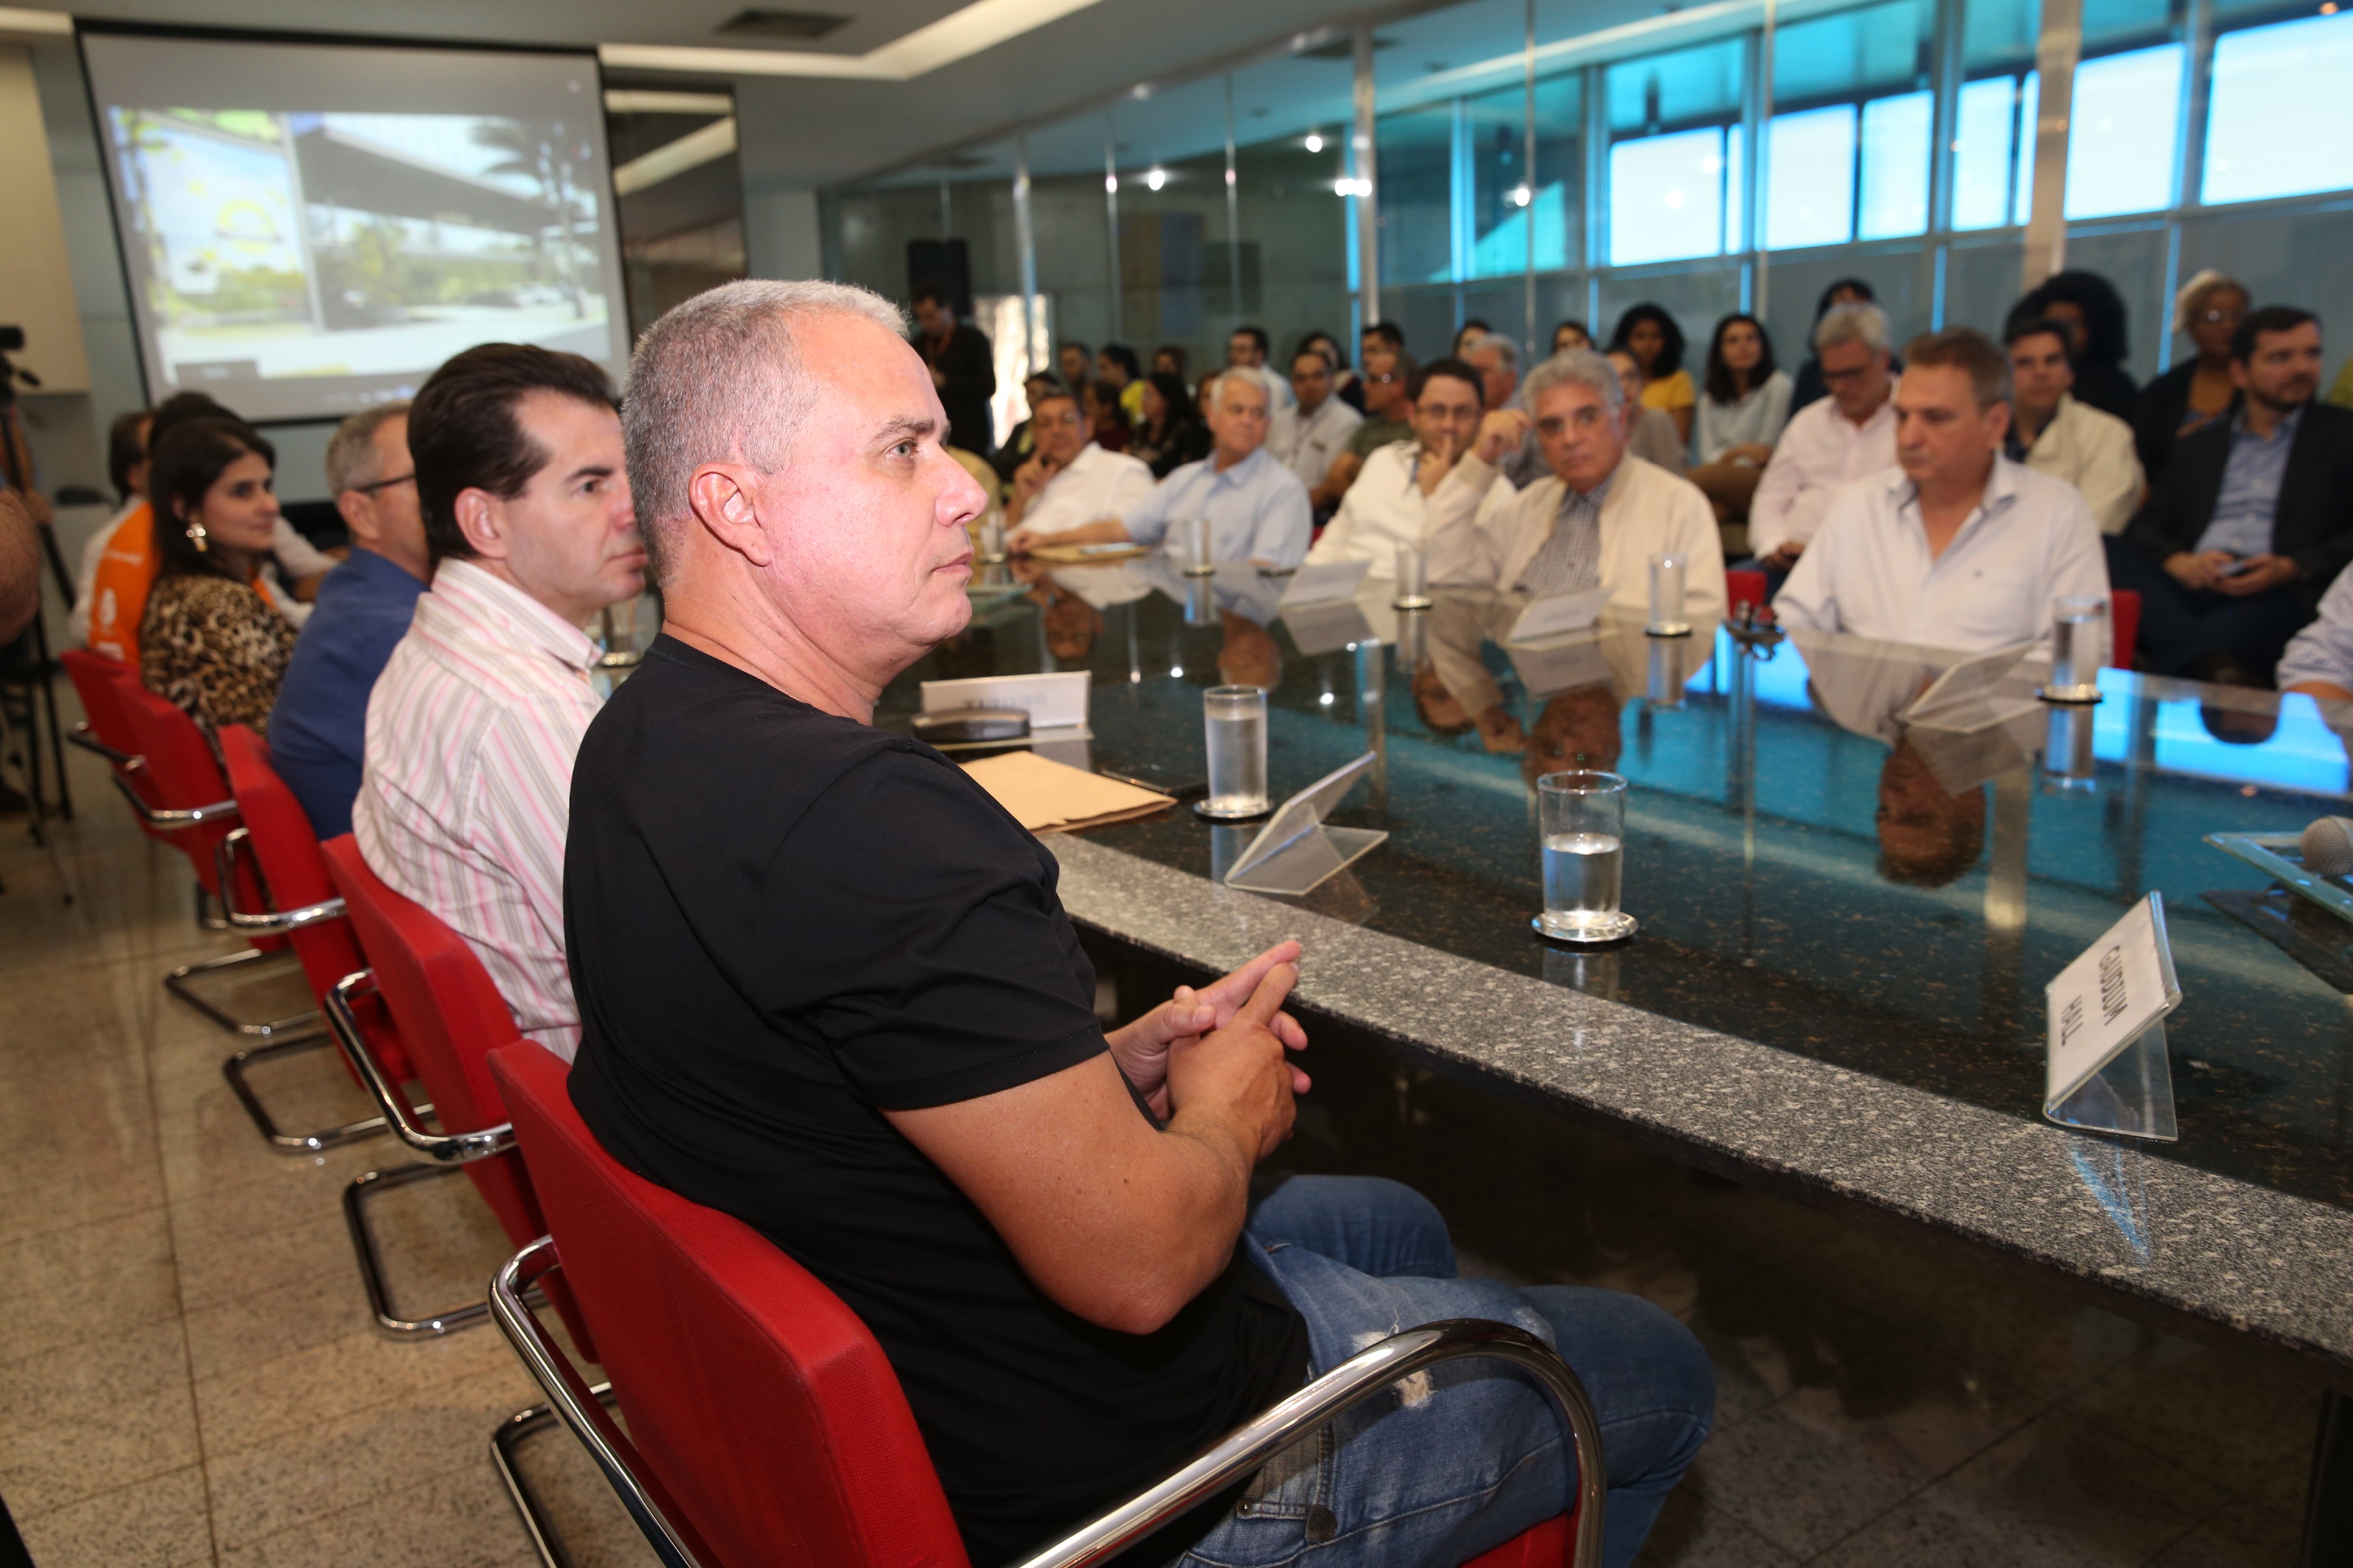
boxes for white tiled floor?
[0,708,2320,1566]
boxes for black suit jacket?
[918,323,997,457]
[2122,402,2353,612]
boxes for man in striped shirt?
[351,344,644,1061]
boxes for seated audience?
[1774,329,2107,652]
[1099,343,1145,430]
[1602,350,1690,475]
[1013,370,1311,568]
[2112,306,2353,685]
[352,344,643,1062]
[575,278,1711,1568]
[139,417,298,737]
[1750,303,1900,576]
[1462,332,1523,413]
[1084,377,1131,453]
[267,403,428,838]
[1057,340,1093,394]
[2279,566,2353,702]
[1297,329,1361,411]
[1787,278,1878,414]
[2134,270,2249,479]
[1151,343,1189,384]
[1608,304,1695,445]
[990,371,1064,483]
[1004,385,1155,539]
[2014,270,2137,422]
[911,286,995,456]
[1228,324,1296,413]
[1130,371,1212,480]
[2004,317,2145,534]
[1551,319,1594,355]
[0,491,34,645]
[1304,357,1486,577]
[1452,318,1493,359]
[1314,341,1415,510]
[1274,344,1361,496]
[1424,349,1726,624]
[1689,313,1794,536]
[70,408,153,645]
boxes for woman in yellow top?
[139,416,297,739]
[1609,304,1697,447]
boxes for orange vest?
[88,501,158,666]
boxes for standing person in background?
[2013,271,2137,422]
[1688,314,1793,542]
[139,417,297,739]
[1609,304,1696,445]
[1276,345,1362,499]
[1787,279,1880,414]
[1749,303,1900,583]
[1098,344,1146,431]
[911,286,996,457]
[1551,320,1594,355]
[2004,318,2145,535]
[1314,343,1415,511]
[2135,271,2249,479]
[1129,372,1212,481]
[1603,350,1690,475]
[1057,341,1093,395]
[71,409,153,645]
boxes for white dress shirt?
[2017,393,2145,535]
[2278,566,2353,694]
[352,558,603,1061]
[1772,457,2109,654]
[1424,451,1727,623]
[1277,394,1365,493]
[1122,445,1313,568]
[1749,393,1898,556]
[1016,442,1156,538]
[1304,440,1429,578]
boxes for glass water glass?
[1535,771,1635,942]
[1393,541,1432,609]
[978,511,1007,564]
[1646,553,1691,637]
[2042,594,2107,702]
[1203,685,1270,818]
[1182,516,1216,575]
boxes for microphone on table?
[2300,817,2353,877]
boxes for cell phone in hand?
[2222,555,2262,577]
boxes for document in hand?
[959,751,1176,834]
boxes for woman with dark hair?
[2014,270,2136,422]
[1084,378,1132,453]
[139,416,297,738]
[1551,319,1593,355]
[1689,314,1793,532]
[2131,269,2249,476]
[1097,343,1145,430]
[1788,277,1879,414]
[1130,371,1212,478]
[1609,304,1695,443]
[1150,343,1189,385]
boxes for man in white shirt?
[1276,345,1362,496]
[1003,388,1155,544]
[352,344,645,1061]
[2004,317,2144,533]
[1751,303,1900,572]
[1014,371,1311,568]
[1305,358,1483,578]
[1774,327,2107,654]
[1424,349,1726,623]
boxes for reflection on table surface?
[893,564,2353,1209]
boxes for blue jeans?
[1173,1176,1714,1568]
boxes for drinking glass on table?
[1182,516,1215,576]
[1393,540,1432,610]
[1201,685,1270,819]
[1534,770,1636,941]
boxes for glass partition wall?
[823,0,2353,445]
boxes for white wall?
[745,188,824,281]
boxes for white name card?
[1277,559,1373,608]
[2044,893,2182,1110]
[920,671,1091,730]
[1507,587,1612,645]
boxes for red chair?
[61,648,168,844]
[485,1042,1604,1568]
[321,836,591,1345]
[213,725,415,1152]
[2109,588,2140,670]
[1726,567,1773,624]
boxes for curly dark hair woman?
[1608,303,1694,442]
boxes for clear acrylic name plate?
[1223,752,1388,897]
[2043,892,2183,1142]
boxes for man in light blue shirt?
[1009,369,1312,569]
[2192,406,2300,560]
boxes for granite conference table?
[881,558,2353,1402]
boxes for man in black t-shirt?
[569,278,1712,1568]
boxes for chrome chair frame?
[489,1235,1607,1568]
[325,968,503,1337]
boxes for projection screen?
[81,28,630,423]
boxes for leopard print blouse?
[139,573,298,737]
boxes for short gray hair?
[624,279,907,583]
[325,402,409,496]
[1815,302,1891,355]
[1206,366,1273,407]
[1463,332,1520,372]
[1522,348,1624,414]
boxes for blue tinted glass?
[2082,0,2175,49]
[1952,77,2018,230]
[1726,122,1746,251]
[2064,44,2183,217]
[1609,127,1727,264]
[1858,90,1931,238]
[2013,69,2039,224]
[1963,0,2041,69]
[1774,0,1933,103]
[1766,104,1857,250]
[1376,106,1454,286]
[2202,13,2353,205]
[1604,39,1746,133]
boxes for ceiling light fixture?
[600,0,1107,80]
[1305,132,1324,152]
[1146,168,1167,191]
